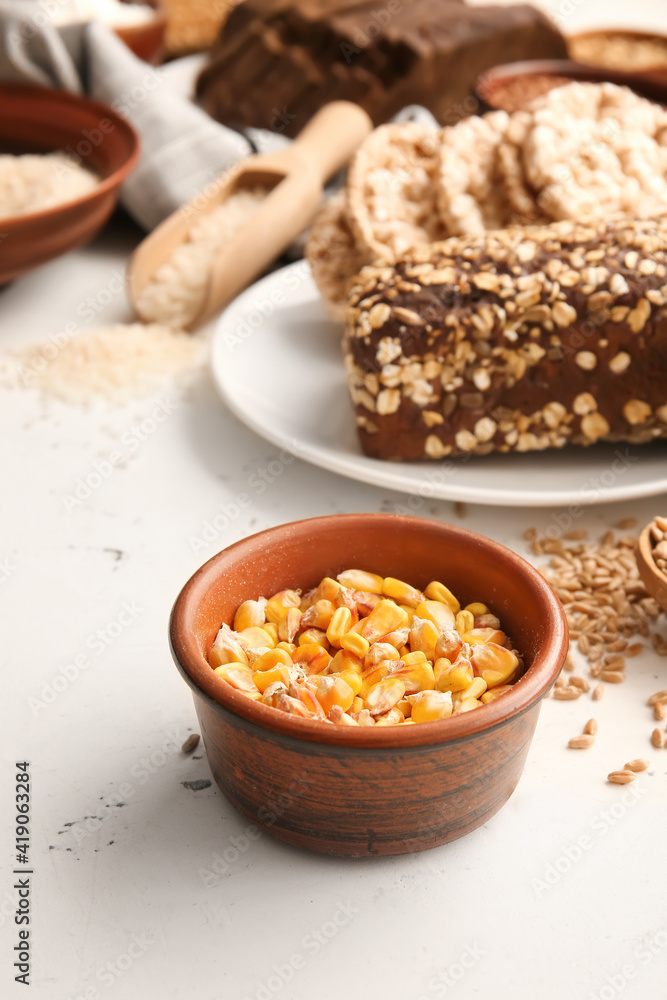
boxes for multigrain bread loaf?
[343,217,667,460]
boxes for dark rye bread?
[196,0,567,136]
[343,217,667,460]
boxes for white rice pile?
[135,187,267,328]
[0,323,205,406]
[0,153,99,221]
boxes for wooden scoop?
[128,101,372,329]
[636,521,667,615]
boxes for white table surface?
[2,212,666,1000]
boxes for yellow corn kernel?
[252,665,291,693]
[364,677,406,716]
[374,707,405,726]
[337,668,363,697]
[236,626,275,651]
[292,684,326,718]
[434,658,474,693]
[480,684,514,704]
[352,708,375,726]
[299,589,316,612]
[208,624,249,668]
[278,607,302,643]
[398,645,410,658]
[276,641,297,654]
[326,606,353,648]
[265,589,302,625]
[213,663,258,693]
[359,661,396,698]
[292,643,331,675]
[301,599,336,630]
[409,617,440,660]
[313,576,341,603]
[315,675,355,715]
[262,622,279,644]
[465,602,488,615]
[381,628,410,649]
[298,628,329,648]
[382,577,425,608]
[351,696,364,714]
[424,581,460,613]
[402,650,428,667]
[233,599,266,631]
[329,705,359,726]
[463,677,488,700]
[471,643,519,688]
[273,692,312,717]
[455,610,475,633]
[351,590,383,616]
[337,569,384,593]
[246,646,272,667]
[454,697,480,715]
[329,648,364,675]
[398,604,417,627]
[261,681,288,706]
[434,629,463,662]
[397,698,412,718]
[411,690,453,723]
[252,647,294,672]
[391,660,435,695]
[335,587,359,622]
[359,599,408,643]
[363,642,401,669]
[415,599,456,632]
[339,631,370,657]
[462,628,506,646]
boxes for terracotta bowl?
[0,84,139,285]
[170,514,568,857]
[567,29,667,83]
[475,59,667,114]
[636,523,667,615]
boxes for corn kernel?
[391,660,435,694]
[398,604,417,627]
[480,684,514,704]
[350,696,364,714]
[374,707,404,726]
[359,599,408,642]
[335,587,359,623]
[263,622,279,644]
[409,617,440,660]
[455,610,475,633]
[411,690,453,723]
[359,661,396,698]
[246,646,272,667]
[301,599,336,630]
[278,607,302,643]
[252,647,293,672]
[352,708,375,726]
[329,648,364,675]
[315,675,355,714]
[382,577,425,608]
[339,631,370,657]
[292,643,331,675]
[233,599,266,631]
[463,677,487,700]
[313,576,341,603]
[292,685,326,718]
[276,641,297,654]
[434,658,474,692]
[464,602,489,615]
[298,628,329,648]
[252,665,291,693]
[424,581,460,612]
[454,697,480,715]
[330,705,359,726]
[213,663,258,693]
[363,642,401,669]
[238,625,276,650]
[397,698,412,718]
[471,643,519,688]
[265,589,301,625]
[364,677,406,715]
[462,628,506,646]
[402,650,428,667]
[381,628,410,649]
[434,629,463,661]
[337,569,384,593]
[326,606,353,647]
[337,668,363,697]
[209,624,249,668]
[351,590,383,616]
[415,600,456,632]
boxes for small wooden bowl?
[475,59,667,114]
[637,523,667,615]
[0,84,139,285]
[170,514,568,857]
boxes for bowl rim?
[169,513,569,749]
[0,82,140,228]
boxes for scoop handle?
[289,101,373,183]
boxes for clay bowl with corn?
[170,514,568,857]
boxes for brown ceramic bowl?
[568,29,667,82]
[475,59,667,114]
[170,514,568,857]
[0,84,139,285]
[636,522,667,615]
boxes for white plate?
[211,262,667,507]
